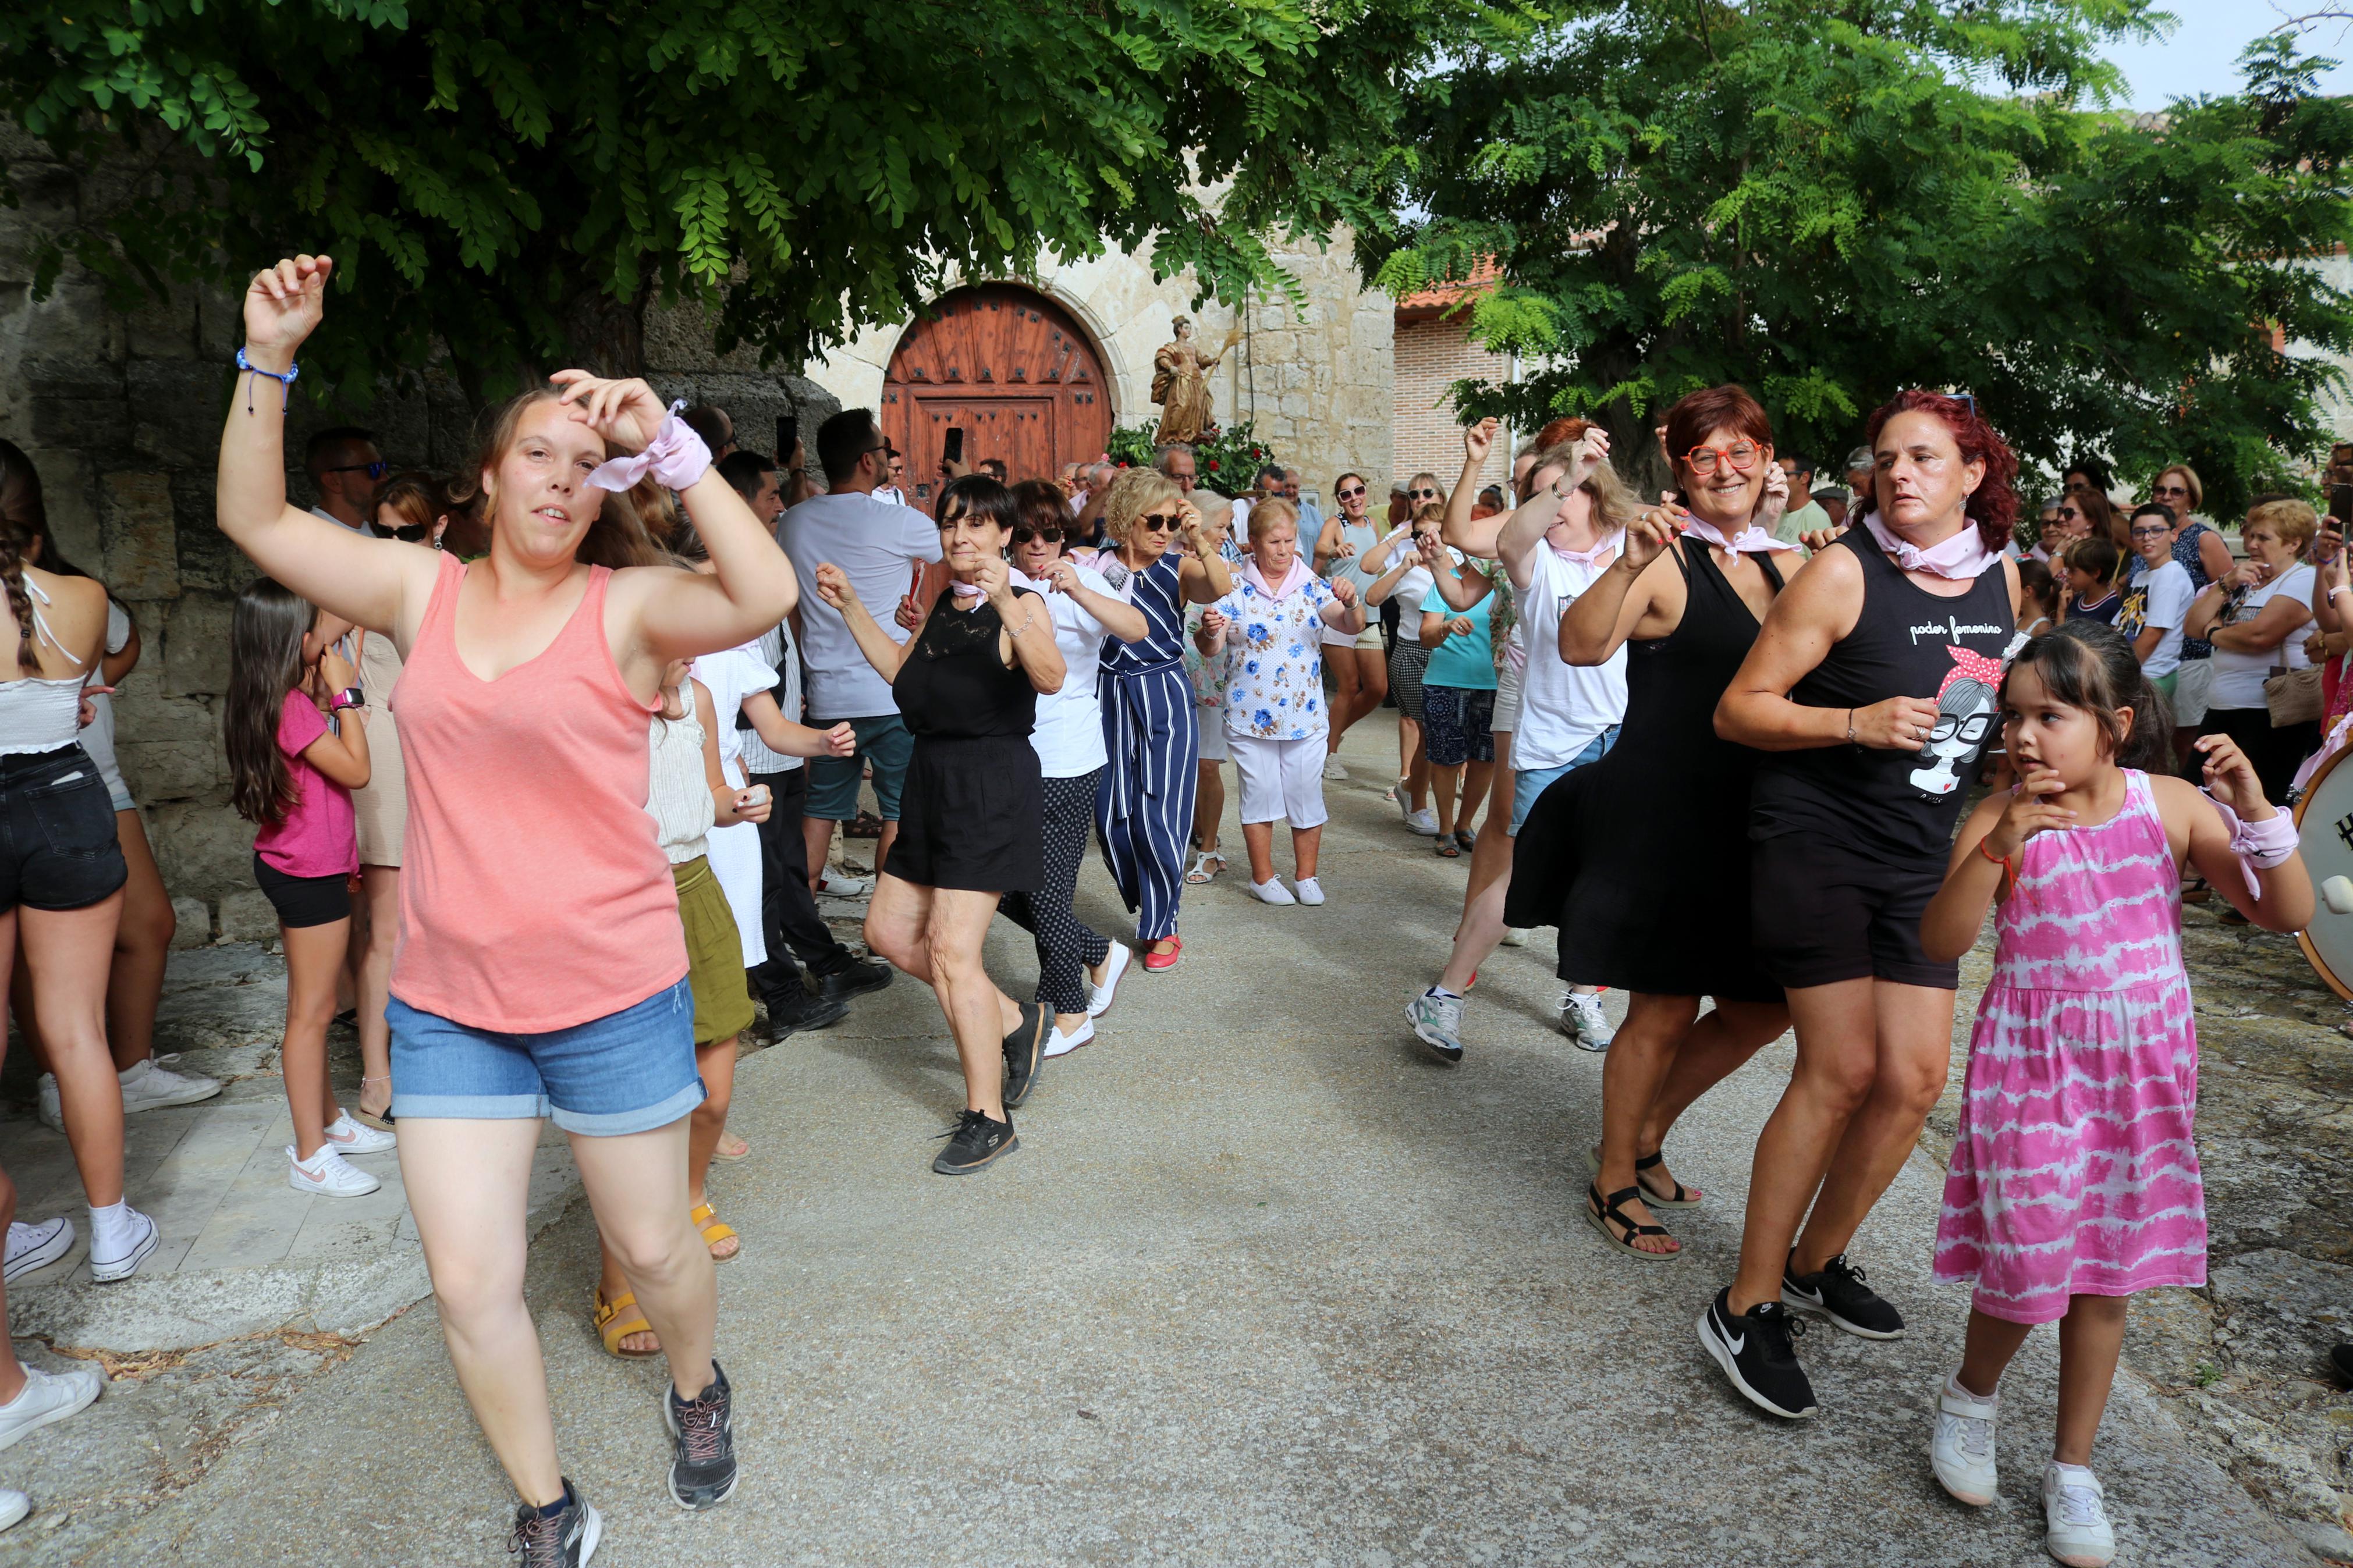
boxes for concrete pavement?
[6,727,2322,1565]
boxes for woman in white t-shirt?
[1365,504,1458,835]
[1000,481,1148,1055]
[2119,503,2194,698]
[2186,497,2317,801]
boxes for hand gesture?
[1568,428,1612,490]
[243,255,333,368]
[2196,731,2275,820]
[732,785,773,826]
[2320,520,2348,592]
[1041,556,1083,595]
[814,563,859,611]
[2226,559,2270,592]
[1446,615,1475,640]
[1396,546,1425,571]
[1623,503,1682,572]
[1982,765,2075,856]
[1195,608,1230,652]
[893,592,922,632]
[1330,577,1361,610]
[974,552,1013,607]
[76,685,114,729]
[319,646,357,692]
[822,722,857,758]
[941,457,971,481]
[548,372,670,453]
[1852,695,1943,752]
[2306,628,2331,664]
[1177,500,1210,560]
[1331,535,1358,561]
[1800,527,1839,552]
[1755,460,1792,534]
[1464,416,1499,466]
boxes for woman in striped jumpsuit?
[1095,470,1234,970]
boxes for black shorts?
[253,852,352,929]
[884,735,1043,894]
[0,745,128,913]
[1749,832,1955,991]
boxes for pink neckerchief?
[950,566,1042,603]
[2205,790,2300,900]
[1864,513,2000,581]
[1245,556,1316,602]
[1550,529,1624,571]
[1682,516,1798,557]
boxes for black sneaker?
[1781,1251,1905,1340]
[663,1361,739,1510]
[1001,1001,1047,1108]
[764,991,848,1040]
[507,1478,602,1566]
[816,957,893,1001]
[1698,1288,1817,1420]
[931,1107,1017,1174]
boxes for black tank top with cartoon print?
[1749,531,2015,866]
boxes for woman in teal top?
[1416,560,1500,856]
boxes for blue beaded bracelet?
[235,346,299,415]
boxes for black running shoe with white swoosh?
[1781,1251,1905,1339]
[1698,1288,1817,1420]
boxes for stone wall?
[0,126,835,932]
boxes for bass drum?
[2295,741,2353,1000]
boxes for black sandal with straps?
[1633,1150,1703,1210]
[1584,1182,1680,1260]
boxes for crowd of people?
[0,250,2336,1568]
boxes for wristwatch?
[329,687,364,712]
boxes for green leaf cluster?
[1106,415,1269,487]
[1368,2,2353,516]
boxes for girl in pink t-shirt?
[226,579,391,1198]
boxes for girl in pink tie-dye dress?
[1918,625,2311,1565]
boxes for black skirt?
[885,735,1044,894]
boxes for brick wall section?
[1392,315,1511,498]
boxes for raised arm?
[812,564,912,684]
[1440,417,1500,550]
[2167,745,2313,931]
[1716,545,1937,751]
[1419,549,1493,613]
[218,256,439,640]
[1175,504,1235,604]
[1560,511,1680,666]
[1041,557,1149,642]
[993,581,1067,695]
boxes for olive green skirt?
[674,856,755,1046]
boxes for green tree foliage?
[1371,3,2353,515]
[2,0,1454,396]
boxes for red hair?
[1661,385,1773,482]
[1531,417,1592,450]
[1862,390,2018,552]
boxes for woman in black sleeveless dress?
[812,475,1067,1176]
[1698,391,2023,1424]
[1509,385,1797,1263]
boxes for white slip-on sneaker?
[0,1364,103,1452]
[323,1111,396,1154]
[3,1218,74,1284]
[1293,877,1326,906]
[817,873,874,897]
[0,1489,27,1533]
[1044,1018,1095,1058]
[287,1146,382,1198]
[34,1074,62,1133]
[116,1055,222,1113]
[87,1208,158,1283]
[1086,944,1133,1019]
[2042,1462,2116,1566]
[1321,757,1349,781]
[1405,807,1440,837]
[1248,877,1297,906]
[1930,1377,2000,1506]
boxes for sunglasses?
[2153,483,2189,497]
[1138,512,1183,532]
[327,461,389,481]
[1012,525,1063,545]
[1684,442,1761,476]
[2056,507,2082,520]
[1336,485,1367,500]
[1410,488,1439,500]
[385,521,433,543]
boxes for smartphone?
[2331,483,2352,528]
[775,414,798,463]
[944,426,965,464]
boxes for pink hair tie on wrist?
[585,401,712,493]
[2205,791,2298,899]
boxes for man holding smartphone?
[776,410,946,896]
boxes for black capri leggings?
[1000,767,1113,1016]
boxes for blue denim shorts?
[1509,724,1620,835]
[387,978,704,1136]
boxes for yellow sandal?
[691,1201,739,1263]
[594,1288,659,1358]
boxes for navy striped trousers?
[1095,659,1198,942]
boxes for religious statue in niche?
[1150,315,1241,447]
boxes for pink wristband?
[585,402,712,493]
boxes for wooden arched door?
[882,285,1113,507]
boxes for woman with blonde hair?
[2187,496,2319,801]
[1093,467,1232,972]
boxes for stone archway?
[882,284,1114,506]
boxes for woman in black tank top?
[812,476,1067,1178]
[1698,392,2024,1423]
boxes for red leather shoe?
[1142,937,1183,973]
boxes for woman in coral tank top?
[217,255,799,1560]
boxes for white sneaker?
[1321,757,1349,781]
[3,1218,74,1284]
[34,1074,62,1132]
[1501,927,1529,948]
[323,1111,396,1154]
[817,873,874,897]
[1086,943,1133,1019]
[1405,807,1440,836]
[286,1146,381,1198]
[1561,991,1615,1051]
[1248,877,1297,906]
[1930,1377,2000,1506]
[1293,877,1326,906]
[0,1489,27,1533]
[117,1055,223,1113]
[87,1207,158,1283]
[1044,1018,1095,1058]
[0,1363,103,1452]
[2042,1463,2116,1566]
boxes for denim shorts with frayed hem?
[0,745,129,913]
[387,977,703,1136]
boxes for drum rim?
[2295,741,2353,1002]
